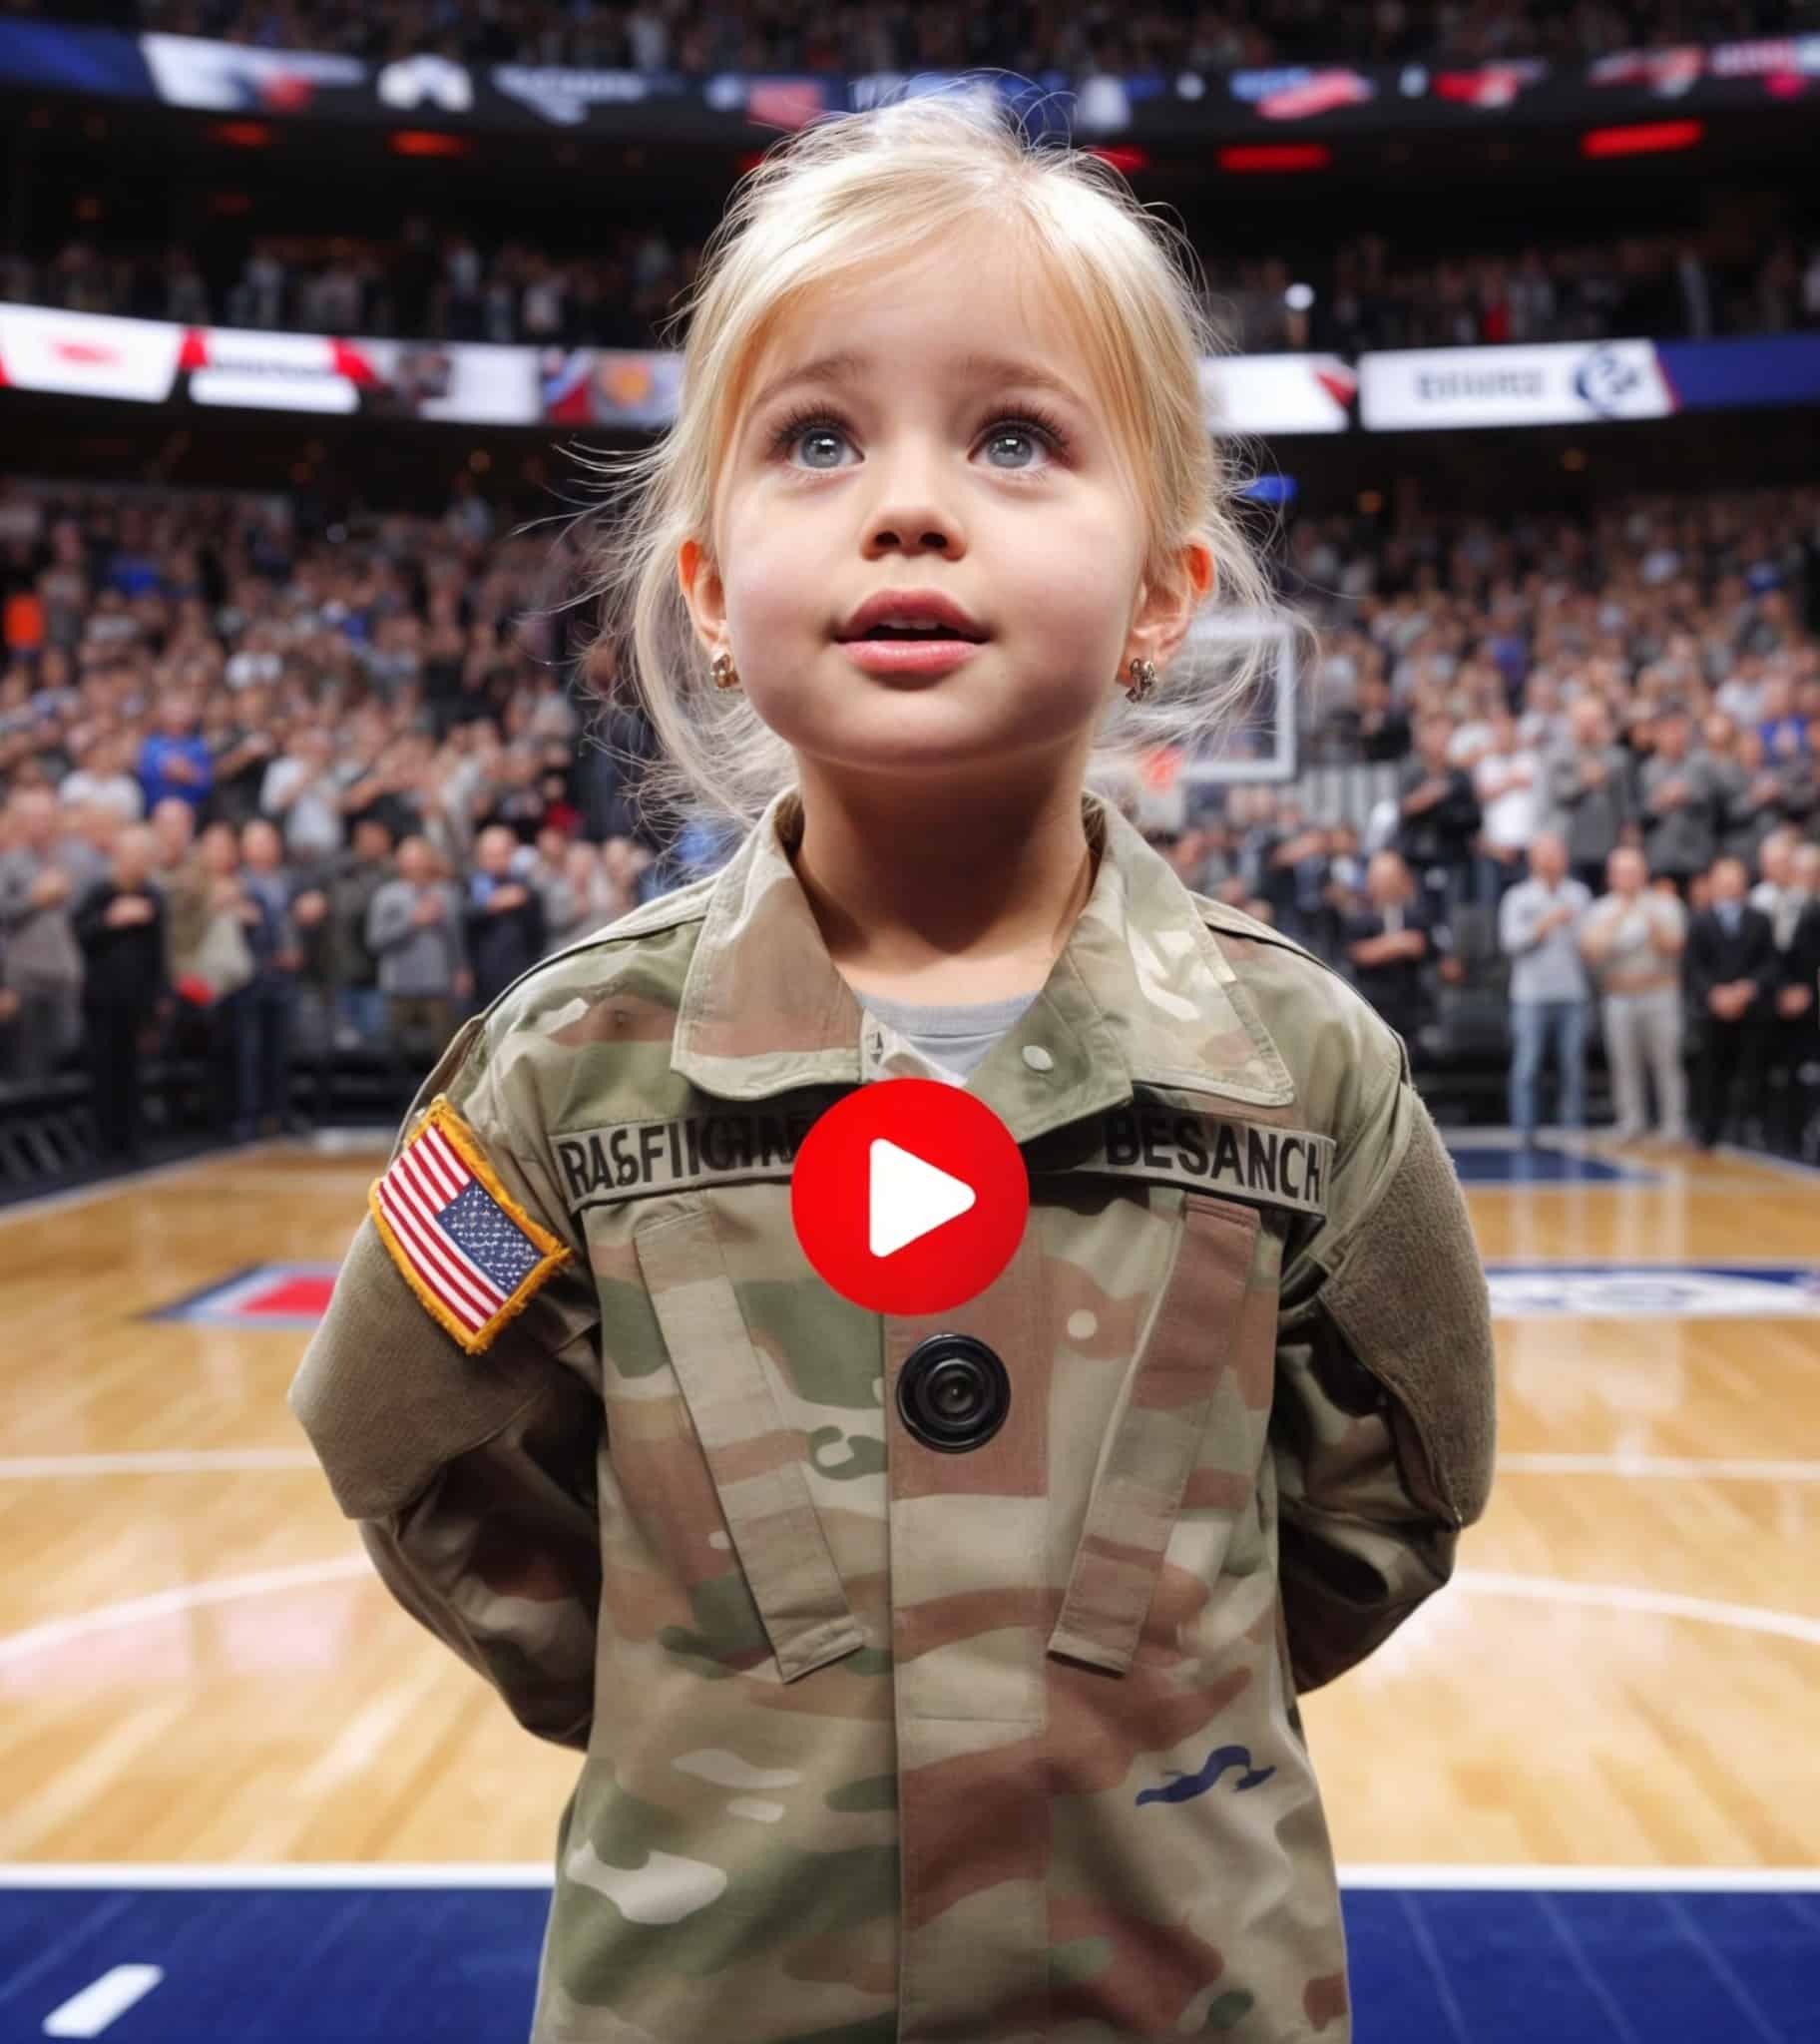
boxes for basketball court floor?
[1,1129,1815,2041]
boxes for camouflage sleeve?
[286,1014,605,1751]
[1269,1027,1496,1695]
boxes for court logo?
[1486,1264,1820,1318]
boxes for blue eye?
[766,401,1072,475]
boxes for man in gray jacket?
[365,833,470,1068]
[0,785,85,1083]
[1637,711,1719,898]
[1548,698,1633,897]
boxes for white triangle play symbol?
[869,1138,976,1259]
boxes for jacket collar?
[671,785,1294,1145]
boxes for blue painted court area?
[1,1879,1816,2041]
[1445,1142,1656,1184]
[1484,1263,1820,1317]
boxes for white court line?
[0,1555,1816,1675]
[0,1141,285,1228]
[0,1861,1812,1890]
[0,1557,371,1669]
[41,1964,163,2037]
[1484,1254,1820,1268]
[1455,1569,1820,1649]
[1335,1865,1820,1890]
[1498,1454,1820,1481]
[1716,1144,1820,1183]
[0,1451,320,1479]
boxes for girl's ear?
[1130,539,1215,672]
[677,537,725,652]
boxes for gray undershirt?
[857,986,1044,1080]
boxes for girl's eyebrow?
[748,348,1089,417]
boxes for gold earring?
[711,649,740,692]
[1125,656,1156,703]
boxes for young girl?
[289,90,1495,2044]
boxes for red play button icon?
[791,1079,1030,1314]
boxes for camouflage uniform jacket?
[287,782,1496,2044]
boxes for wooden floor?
[1,1135,1816,1872]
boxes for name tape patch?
[555,1101,1331,1218]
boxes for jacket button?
[897,1333,1010,1453]
[1022,1044,1054,1072]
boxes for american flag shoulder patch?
[368,1095,573,1355]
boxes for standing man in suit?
[1770,842,1820,1156]
[72,823,169,1162]
[1684,855,1777,1150]
[1341,848,1433,1051]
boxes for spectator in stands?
[61,730,146,822]
[137,689,214,816]
[143,790,210,1119]
[1684,854,1777,1151]
[240,818,302,1136]
[547,839,631,948]
[1339,671,1411,764]
[1396,713,1482,917]
[367,834,468,1066]
[310,816,394,1049]
[1499,830,1593,1147]
[1548,697,1633,897]
[1471,709,1543,907]
[1756,672,1809,762]
[340,735,424,846]
[478,744,552,843]
[1752,827,1805,928]
[211,682,284,829]
[1256,801,1331,949]
[464,822,549,1006]
[1579,846,1689,1145]
[72,821,167,1161]
[1722,725,1806,866]
[1780,841,1820,1154]
[0,784,84,1082]
[260,723,346,868]
[148,794,202,963]
[1319,824,1367,943]
[61,799,125,901]
[184,822,260,1140]
[1637,711,1717,899]
[1758,832,1820,1155]
[600,834,654,925]
[1341,849,1431,1051]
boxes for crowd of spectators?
[107,0,1820,74]
[8,221,1819,359]
[1136,482,1820,1150]
[1,475,1817,1162]
[0,480,697,1159]
[0,222,696,355]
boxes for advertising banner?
[3,303,1816,436]
[4,23,1818,142]
[1358,339,1675,431]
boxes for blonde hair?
[560,83,1308,841]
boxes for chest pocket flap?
[633,1200,867,1683]
[1050,1192,1262,1676]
